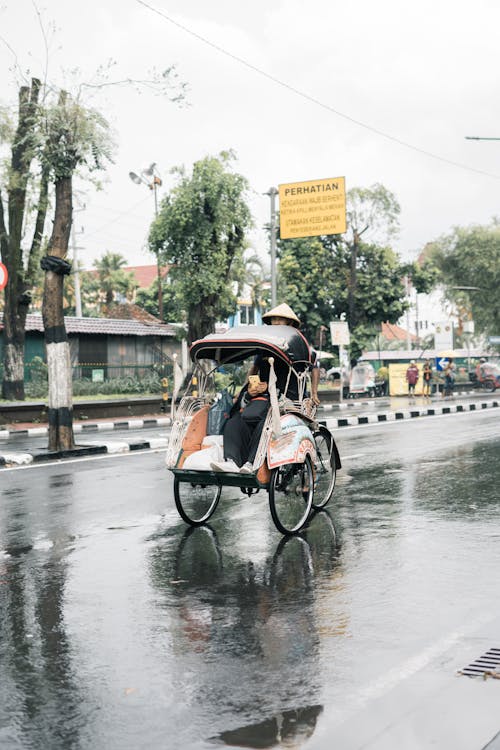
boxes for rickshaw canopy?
[190,325,313,369]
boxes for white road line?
[0,448,167,472]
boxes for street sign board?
[488,335,500,345]
[435,357,449,371]
[329,320,350,346]
[434,321,453,351]
[278,177,346,239]
[0,262,8,290]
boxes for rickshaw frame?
[166,325,341,534]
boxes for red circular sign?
[0,262,8,290]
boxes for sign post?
[329,321,350,402]
[0,262,8,291]
[279,177,346,239]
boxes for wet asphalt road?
[0,409,499,749]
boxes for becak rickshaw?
[348,361,378,398]
[165,324,341,534]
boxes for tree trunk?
[42,175,74,451]
[1,80,41,400]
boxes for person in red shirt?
[406,360,419,398]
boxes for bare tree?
[0,78,49,399]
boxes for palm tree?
[233,252,270,314]
[93,252,137,306]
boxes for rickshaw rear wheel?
[268,456,314,535]
[312,428,336,509]
[174,477,221,526]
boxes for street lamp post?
[129,163,164,322]
[264,187,278,307]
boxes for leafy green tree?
[428,221,500,338]
[41,90,114,449]
[149,151,253,342]
[401,258,441,294]
[344,183,401,328]
[135,278,184,322]
[277,184,408,356]
[277,237,340,341]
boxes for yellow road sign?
[278,177,346,239]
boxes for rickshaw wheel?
[174,477,222,526]
[268,456,314,535]
[482,378,496,393]
[312,428,336,509]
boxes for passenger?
[475,358,487,381]
[211,303,319,473]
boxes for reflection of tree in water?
[0,475,82,750]
[413,442,500,518]
[149,513,341,747]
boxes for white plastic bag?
[182,443,223,470]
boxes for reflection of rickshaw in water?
[166,325,341,534]
[150,516,338,747]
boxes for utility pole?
[265,187,278,307]
[129,163,164,321]
[71,200,85,317]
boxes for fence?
[0,360,174,399]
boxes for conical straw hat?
[262,303,301,328]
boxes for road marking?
[0,448,167,472]
[319,609,499,733]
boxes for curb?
[0,436,169,468]
[330,399,498,428]
[0,400,497,468]
[0,416,172,441]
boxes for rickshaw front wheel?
[269,457,314,535]
[174,477,222,526]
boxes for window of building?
[239,304,255,325]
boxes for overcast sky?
[2,0,500,271]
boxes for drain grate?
[459,648,500,678]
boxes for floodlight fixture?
[142,162,157,177]
[129,171,143,185]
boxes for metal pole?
[153,178,163,322]
[71,225,83,318]
[268,187,278,307]
[405,275,411,351]
[339,345,344,403]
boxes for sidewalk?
[1,392,498,467]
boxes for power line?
[84,195,151,239]
[136,0,500,182]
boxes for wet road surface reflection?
[0,411,499,748]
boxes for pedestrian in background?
[422,360,433,399]
[377,365,389,396]
[406,360,419,399]
[442,358,456,398]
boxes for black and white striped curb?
[329,399,499,428]
[1,399,497,467]
[0,416,171,442]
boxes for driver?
[211,304,319,474]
